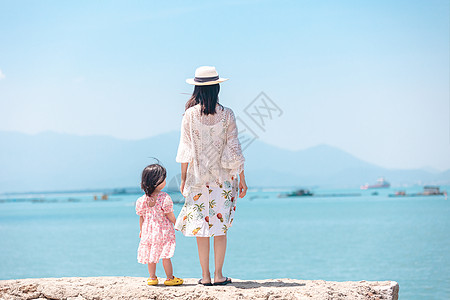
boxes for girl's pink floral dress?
[136,191,175,264]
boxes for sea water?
[0,186,449,299]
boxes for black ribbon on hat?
[194,76,219,83]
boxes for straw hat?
[186,66,229,86]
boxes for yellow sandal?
[164,276,184,286]
[147,277,158,286]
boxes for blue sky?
[0,0,449,171]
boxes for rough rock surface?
[0,277,399,300]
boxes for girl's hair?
[141,164,167,196]
[185,84,223,115]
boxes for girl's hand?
[139,231,141,238]
[166,212,176,225]
[239,178,248,198]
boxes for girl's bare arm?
[165,212,176,225]
[139,216,144,237]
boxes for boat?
[422,186,445,196]
[278,189,363,198]
[360,177,390,190]
[279,189,314,197]
[389,186,447,197]
[393,190,406,196]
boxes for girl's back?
[136,191,174,246]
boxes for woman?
[174,66,247,286]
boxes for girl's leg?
[213,235,227,283]
[147,263,157,279]
[162,258,174,280]
[196,237,211,283]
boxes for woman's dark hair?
[185,84,223,115]
[141,164,167,196]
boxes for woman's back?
[176,103,244,195]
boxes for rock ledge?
[0,277,399,300]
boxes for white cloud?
[0,69,5,80]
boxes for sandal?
[213,277,232,286]
[164,276,184,286]
[198,279,213,286]
[147,277,158,286]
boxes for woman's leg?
[196,237,211,283]
[147,263,157,279]
[213,234,227,282]
[162,258,174,280]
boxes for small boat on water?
[279,189,314,197]
[278,189,361,198]
[392,190,406,196]
[422,186,445,196]
[361,177,390,190]
[389,186,447,198]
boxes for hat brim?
[186,78,229,86]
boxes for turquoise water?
[0,186,449,299]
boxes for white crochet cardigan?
[176,104,245,195]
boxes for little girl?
[136,163,183,286]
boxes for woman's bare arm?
[180,162,188,193]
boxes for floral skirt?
[175,178,239,237]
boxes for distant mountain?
[244,141,449,188]
[0,131,448,193]
[0,131,181,193]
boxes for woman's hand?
[239,180,248,198]
[139,231,141,238]
[180,163,188,195]
[180,179,185,195]
[239,172,247,198]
